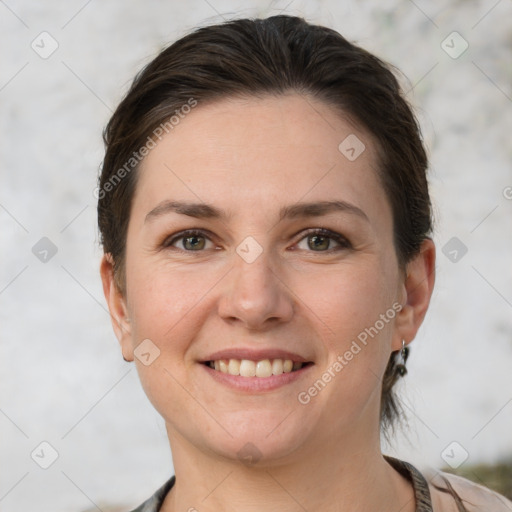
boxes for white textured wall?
[1,1,511,510]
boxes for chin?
[188,409,321,467]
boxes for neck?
[160,421,415,512]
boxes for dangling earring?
[396,340,409,377]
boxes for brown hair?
[98,14,433,430]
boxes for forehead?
[133,94,391,230]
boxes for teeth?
[208,358,304,377]
[256,359,272,378]
[272,359,283,375]
[240,359,256,377]
[228,359,240,375]
[283,359,293,373]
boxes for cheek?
[124,263,206,420]
[298,258,396,339]
[126,260,209,343]
[301,256,398,386]
[287,261,400,433]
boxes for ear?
[100,254,134,361]
[392,238,436,351]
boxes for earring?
[396,340,409,377]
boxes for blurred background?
[1,1,511,510]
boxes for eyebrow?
[144,199,369,224]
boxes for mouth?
[199,348,314,391]
[203,358,313,378]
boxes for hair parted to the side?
[97,15,433,431]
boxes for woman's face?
[103,94,430,463]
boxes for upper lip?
[202,348,311,363]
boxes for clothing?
[129,456,512,511]
[129,475,175,512]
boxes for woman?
[97,15,511,512]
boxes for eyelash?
[162,228,352,253]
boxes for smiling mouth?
[203,358,313,378]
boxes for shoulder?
[424,468,512,512]
[127,476,175,512]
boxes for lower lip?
[201,363,314,392]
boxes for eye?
[295,228,352,252]
[164,229,215,251]
[162,228,351,253]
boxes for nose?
[217,247,295,330]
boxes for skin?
[101,94,435,512]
